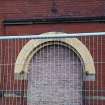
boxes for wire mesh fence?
[0,32,105,105]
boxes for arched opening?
[27,42,84,105]
[14,38,95,76]
[14,32,96,104]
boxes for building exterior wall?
[0,24,105,105]
[0,0,105,19]
[0,0,105,105]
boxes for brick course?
[0,0,105,19]
[0,1,105,105]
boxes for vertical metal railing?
[0,32,104,105]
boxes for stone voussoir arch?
[14,32,95,79]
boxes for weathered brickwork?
[0,0,105,105]
[0,0,105,19]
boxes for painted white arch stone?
[14,32,95,78]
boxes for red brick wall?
[0,0,105,19]
[0,0,105,105]
[0,23,105,105]
[3,23,105,35]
